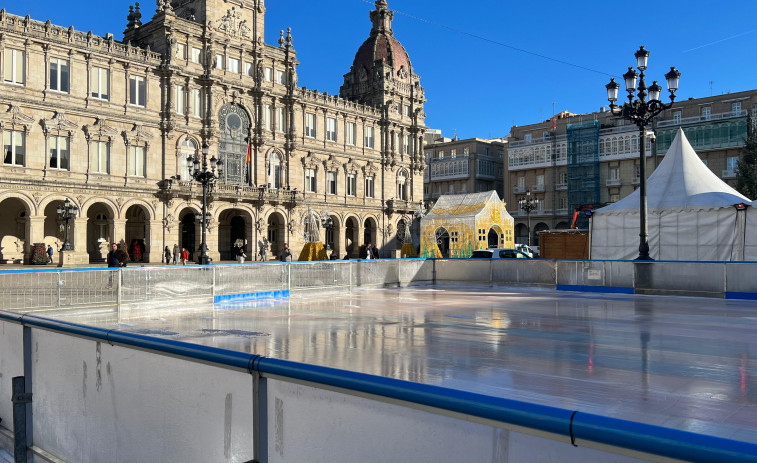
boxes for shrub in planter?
[31,243,48,264]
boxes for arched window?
[397,170,408,201]
[268,152,281,189]
[179,138,197,181]
[218,104,251,185]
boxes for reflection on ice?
[44,285,757,444]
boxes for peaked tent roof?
[425,191,501,219]
[595,128,751,214]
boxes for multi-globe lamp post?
[187,142,223,265]
[56,198,79,251]
[605,46,680,260]
[518,190,539,247]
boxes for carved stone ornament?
[41,112,78,138]
[302,151,321,169]
[362,161,377,176]
[323,155,340,171]
[32,192,42,205]
[116,197,125,208]
[397,66,408,79]
[343,158,359,174]
[162,213,176,232]
[122,124,155,147]
[217,7,251,39]
[155,0,174,15]
[83,118,118,142]
[0,104,35,133]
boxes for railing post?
[252,372,268,463]
[13,325,34,463]
[211,266,217,302]
[117,269,123,320]
[56,271,62,308]
[12,376,31,463]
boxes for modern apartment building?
[506,90,756,246]
[0,0,426,264]
[423,130,505,206]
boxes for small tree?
[736,116,757,200]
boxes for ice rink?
[52,285,757,445]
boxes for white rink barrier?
[1,258,756,316]
[2,313,756,463]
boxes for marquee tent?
[420,191,513,258]
[591,128,753,261]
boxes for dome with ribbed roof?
[352,1,412,81]
[340,0,423,110]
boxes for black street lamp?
[518,190,539,247]
[56,198,78,251]
[606,46,680,260]
[187,142,223,265]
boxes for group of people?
[106,241,380,265]
[360,243,379,259]
[163,244,189,265]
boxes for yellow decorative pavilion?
[420,191,514,258]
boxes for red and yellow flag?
[246,143,251,164]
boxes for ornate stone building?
[0,0,426,264]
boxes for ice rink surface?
[54,285,757,444]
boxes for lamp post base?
[57,250,89,267]
[197,254,211,265]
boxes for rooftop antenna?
[710,80,713,96]
[552,101,556,116]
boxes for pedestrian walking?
[181,248,189,265]
[365,243,372,260]
[279,243,292,262]
[47,244,54,264]
[173,244,180,265]
[259,245,267,262]
[164,246,171,264]
[237,247,246,263]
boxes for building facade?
[506,91,756,246]
[0,0,426,264]
[423,131,505,205]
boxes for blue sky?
[5,0,757,139]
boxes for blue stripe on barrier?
[725,292,757,300]
[214,289,290,304]
[557,285,634,294]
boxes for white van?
[514,244,537,258]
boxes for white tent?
[591,128,753,261]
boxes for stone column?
[336,224,346,258]
[148,220,163,263]
[207,221,220,263]
[25,216,46,263]
[112,219,127,246]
